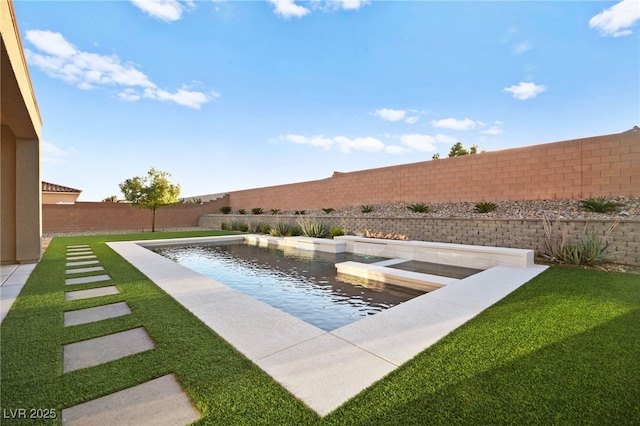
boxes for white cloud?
[503,82,547,100]
[482,126,504,135]
[24,29,76,57]
[373,108,419,124]
[280,134,384,153]
[385,145,411,155]
[268,0,369,18]
[42,141,76,165]
[513,41,532,55]
[373,108,406,122]
[589,0,640,37]
[130,0,190,22]
[431,118,477,131]
[399,134,437,152]
[268,0,310,18]
[338,0,369,10]
[435,133,457,144]
[25,30,213,109]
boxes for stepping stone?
[64,302,132,327]
[67,248,92,252]
[63,327,154,373]
[61,374,200,426]
[67,252,94,257]
[65,286,119,301]
[66,266,105,275]
[67,245,90,248]
[67,255,97,261]
[66,275,111,286]
[67,260,100,267]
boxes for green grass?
[2,230,639,425]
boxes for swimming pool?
[154,242,425,331]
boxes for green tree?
[102,195,118,202]
[448,141,469,157]
[119,167,181,232]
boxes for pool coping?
[107,235,548,417]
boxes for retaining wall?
[198,214,639,266]
[222,131,639,210]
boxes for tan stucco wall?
[1,0,43,264]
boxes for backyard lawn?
[1,231,638,425]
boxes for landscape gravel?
[294,197,640,221]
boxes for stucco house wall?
[1,0,43,264]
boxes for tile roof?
[42,181,82,194]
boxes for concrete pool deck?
[108,235,548,416]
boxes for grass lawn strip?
[0,230,638,425]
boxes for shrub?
[251,207,264,215]
[329,226,345,238]
[220,222,228,230]
[475,202,498,213]
[269,221,290,237]
[361,205,374,213]
[288,225,303,236]
[298,219,328,238]
[220,206,232,214]
[247,222,264,233]
[261,223,272,234]
[228,221,248,232]
[542,216,619,265]
[407,203,429,213]
[270,209,281,215]
[237,209,246,215]
[580,197,625,213]
[322,208,335,214]
[294,210,306,215]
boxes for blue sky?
[14,0,640,201]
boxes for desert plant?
[542,216,619,265]
[220,222,228,230]
[251,207,264,215]
[270,209,281,215]
[219,206,232,214]
[237,209,246,215]
[361,205,374,213]
[298,219,328,238]
[261,223,272,234]
[294,210,306,215]
[247,222,264,233]
[322,208,335,214]
[407,203,429,213]
[329,226,345,238]
[269,221,291,237]
[288,225,303,236]
[580,197,625,213]
[228,221,248,232]
[475,202,498,213]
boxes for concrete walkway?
[1,263,37,324]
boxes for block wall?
[42,198,229,233]
[199,214,639,266]
[226,131,639,210]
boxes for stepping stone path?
[61,245,200,425]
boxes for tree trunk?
[152,208,156,232]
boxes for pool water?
[154,242,425,331]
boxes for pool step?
[336,260,458,292]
